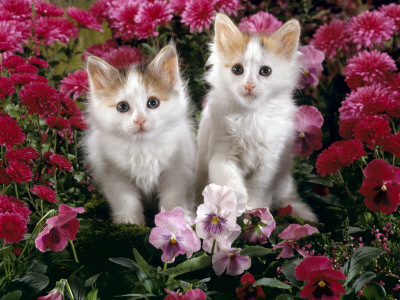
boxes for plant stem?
[69,240,79,264]
[163,262,168,270]
[210,239,216,256]
[25,183,39,212]
[74,130,78,167]
[65,129,68,155]
[337,170,358,209]
[13,182,19,199]
[64,279,75,300]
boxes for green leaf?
[361,283,386,300]
[68,275,86,300]
[162,255,211,279]
[109,257,140,271]
[114,294,156,299]
[253,278,291,290]
[13,272,49,296]
[306,175,333,187]
[343,247,383,285]
[0,246,13,257]
[85,289,99,300]
[276,294,294,300]
[352,272,376,293]
[0,291,22,300]
[240,246,274,258]
[133,248,154,275]
[280,259,303,288]
[84,274,101,288]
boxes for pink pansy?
[295,256,346,300]
[195,184,245,252]
[164,288,206,300]
[149,207,201,263]
[60,70,89,100]
[181,0,216,33]
[66,7,103,32]
[242,207,276,245]
[298,45,325,88]
[35,204,84,252]
[273,224,319,259]
[37,290,63,300]
[349,10,396,50]
[238,11,282,35]
[293,106,324,157]
[212,248,251,276]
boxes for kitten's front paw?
[113,213,146,226]
[290,207,318,223]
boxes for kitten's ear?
[149,45,180,88]
[271,19,300,59]
[214,13,244,55]
[87,56,121,91]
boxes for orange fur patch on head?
[141,68,172,101]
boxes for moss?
[82,193,111,221]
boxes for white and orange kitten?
[195,14,317,222]
[84,45,195,225]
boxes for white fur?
[84,50,195,225]
[195,17,317,222]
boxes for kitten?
[195,14,317,222]
[84,45,195,225]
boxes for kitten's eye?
[259,66,272,77]
[117,102,130,113]
[147,97,160,109]
[232,64,244,75]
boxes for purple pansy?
[212,248,251,276]
[298,45,325,88]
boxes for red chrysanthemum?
[0,195,31,222]
[70,116,90,131]
[36,16,79,45]
[31,185,58,203]
[107,0,140,41]
[0,116,25,148]
[1,54,26,69]
[48,154,73,172]
[382,133,400,158]
[0,213,27,244]
[352,115,391,150]
[344,50,397,89]
[46,116,70,131]
[0,76,15,100]
[316,139,366,176]
[295,256,346,300]
[59,94,82,117]
[19,82,61,117]
[338,118,358,140]
[360,159,400,214]
[310,21,350,59]
[33,0,65,17]
[5,147,39,165]
[10,73,48,86]
[60,69,89,100]
[236,273,266,300]
[66,7,103,32]
[9,64,38,74]
[238,11,282,35]
[380,3,400,32]
[102,46,142,69]
[28,57,49,68]
[0,169,12,185]
[349,10,396,50]
[6,161,33,183]
[181,0,216,33]
[215,0,242,16]
[0,20,29,55]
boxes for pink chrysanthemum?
[215,0,242,16]
[181,0,216,33]
[316,139,366,176]
[48,154,73,172]
[382,133,400,158]
[310,21,350,59]
[349,10,396,50]
[135,1,173,27]
[33,0,65,17]
[66,7,103,32]
[31,185,58,203]
[352,115,391,150]
[169,0,187,15]
[70,116,90,131]
[88,0,110,23]
[20,82,61,117]
[28,57,49,68]
[9,64,38,75]
[0,0,32,21]
[0,76,16,100]
[60,70,89,100]
[0,116,25,148]
[1,54,26,69]
[36,16,79,45]
[0,213,27,244]
[10,73,48,86]
[46,116,70,131]
[5,147,39,165]
[0,20,29,54]
[59,94,82,117]
[238,11,282,35]
[102,46,142,69]
[6,161,33,183]
[0,195,31,222]
[0,169,12,185]
[344,50,397,89]
[83,39,118,61]
[380,3,400,32]
[107,0,140,41]
[338,118,359,140]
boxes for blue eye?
[232,64,244,75]
[147,98,160,109]
[117,102,130,112]
[259,66,272,76]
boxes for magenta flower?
[295,256,346,300]
[380,3,400,32]
[195,184,245,252]
[66,7,103,32]
[0,212,28,244]
[349,10,396,50]
[273,224,319,259]
[33,0,64,17]
[37,290,63,300]
[242,207,275,245]
[30,185,57,203]
[48,154,73,172]
[310,21,350,59]
[298,45,325,88]
[181,0,216,33]
[0,115,25,148]
[0,76,16,100]
[0,20,29,55]
[149,207,201,263]
[293,106,324,157]
[60,70,88,100]
[35,204,84,252]
[135,1,173,27]
[36,16,79,45]
[212,248,251,276]
[107,0,139,41]
[360,159,400,214]
[215,0,242,16]
[238,11,282,35]
[6,161,33,183]
[164,288,206,300]
[102,45,142,69]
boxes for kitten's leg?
[99,173,145,225]
[246,170,273,209]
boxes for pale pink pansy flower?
[212,248,251,276]
[164,288,206,300]
[242,207,275,245]
[298,45,325,89]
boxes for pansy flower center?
[203,213,228,236]
[170,233,177,244]
[211,216,219,224]
[318,280,327,288]
[381,184,387,192]
[299,132,305,139]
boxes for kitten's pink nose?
[244,83,256,92]
[135,118,146,127]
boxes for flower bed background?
[0,0,399,299]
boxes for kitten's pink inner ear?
[215,14,246,55]
[162,56,178,87]
[272,20,300,59]
[91,72,105,90]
